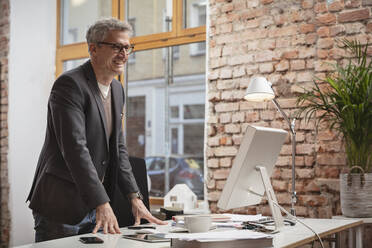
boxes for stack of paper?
[165,230,273,248]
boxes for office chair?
[111,156,150,227]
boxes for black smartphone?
[127,225,156,229]
[79,236,104,244]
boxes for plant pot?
[340,166,372,217]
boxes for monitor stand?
[255,166,284,233]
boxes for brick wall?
[207,0,371,219]
[0,0,10,246]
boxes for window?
[56,0,206,203]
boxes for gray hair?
[86,18,132,44]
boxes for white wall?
[8,0,56,246]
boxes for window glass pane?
[60,0,112,45]
[127,96,146,158]
[184,124,204,154]
[63,58,88,72]
[171,106,179,118]
[127,0,172,37]
[127,43,205,199]
[171,128,178,154]
[183,0,206,29]
[184,104,204,119]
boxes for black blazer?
[27,61,139,225]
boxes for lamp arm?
[271,99,297,216]
[272,99,295,134]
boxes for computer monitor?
[217,125,288,232]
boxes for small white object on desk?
[164,184,197,211]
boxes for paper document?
[222,214,263,222]
[163,230,271,241]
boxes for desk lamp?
[244,76,297,216]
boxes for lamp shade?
[244,77,275,102]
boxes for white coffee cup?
[184,216,212,233]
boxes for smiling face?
[89,30,130,81]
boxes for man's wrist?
[127,192,143,201]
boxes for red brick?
[290,11,304,23]
[298,195,328,206]
[216,180,226,190]
[314,60,337,72]
[276,98,297,108]
[329,47,346,59]
[315,2,328,13]
[215,102,239,112]
[240,29,268,41]
[259,63,274,73]
[330,25,345,36]
[240,101,267,110]
[272,180,288,192]
[367,23,372,33]
[345,22,365,34]
[300,24,315,34]
[275,60,289,71]
[345,0,361,8]
[207,179,216,189]
[276,37,291,48]
[315,165,341,178]
[225,124,240,133]
[274,14,289,26]
[297,168,314,179]
[299,47,316,58]
[291,60,306,70]
[214,146,238,157]
[316,13,337,25]
[219,113,231,124]
[317,26,330,37]
[214,169,231,180]
[318,38,334,49]
[232,135,243,145]
[261,0,273,4]
[208,191,221,202]
[231,112,245,123]
[317,49,329,59]
[282,50,299,59]
[208,158,219,168]
[306,33,317,45]
[317,153,346,166]
[302,0,314,9]
[304,181,320,192]
[221,3,234,13]
[245,111,259,122]
[329,1,344,11]
[220,136,233,145]
[233,0,246,10]
[255,50,276,62]
[217,23,233,34]
[338,8,370,23]
[208,125,217,137]
[268,25,298,38]
[216,79,237,90]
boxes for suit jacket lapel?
[82,61,110,152]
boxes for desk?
[14,218,362,248]
[332,216,372,248]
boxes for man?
[27,18,166,242]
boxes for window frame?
[55,0,206,77]
[55,0,206,206]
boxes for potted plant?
[296,39,372,217]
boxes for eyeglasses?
[97,42,134,54]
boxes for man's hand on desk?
[93,202,121,234]
[131,198,168,226]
